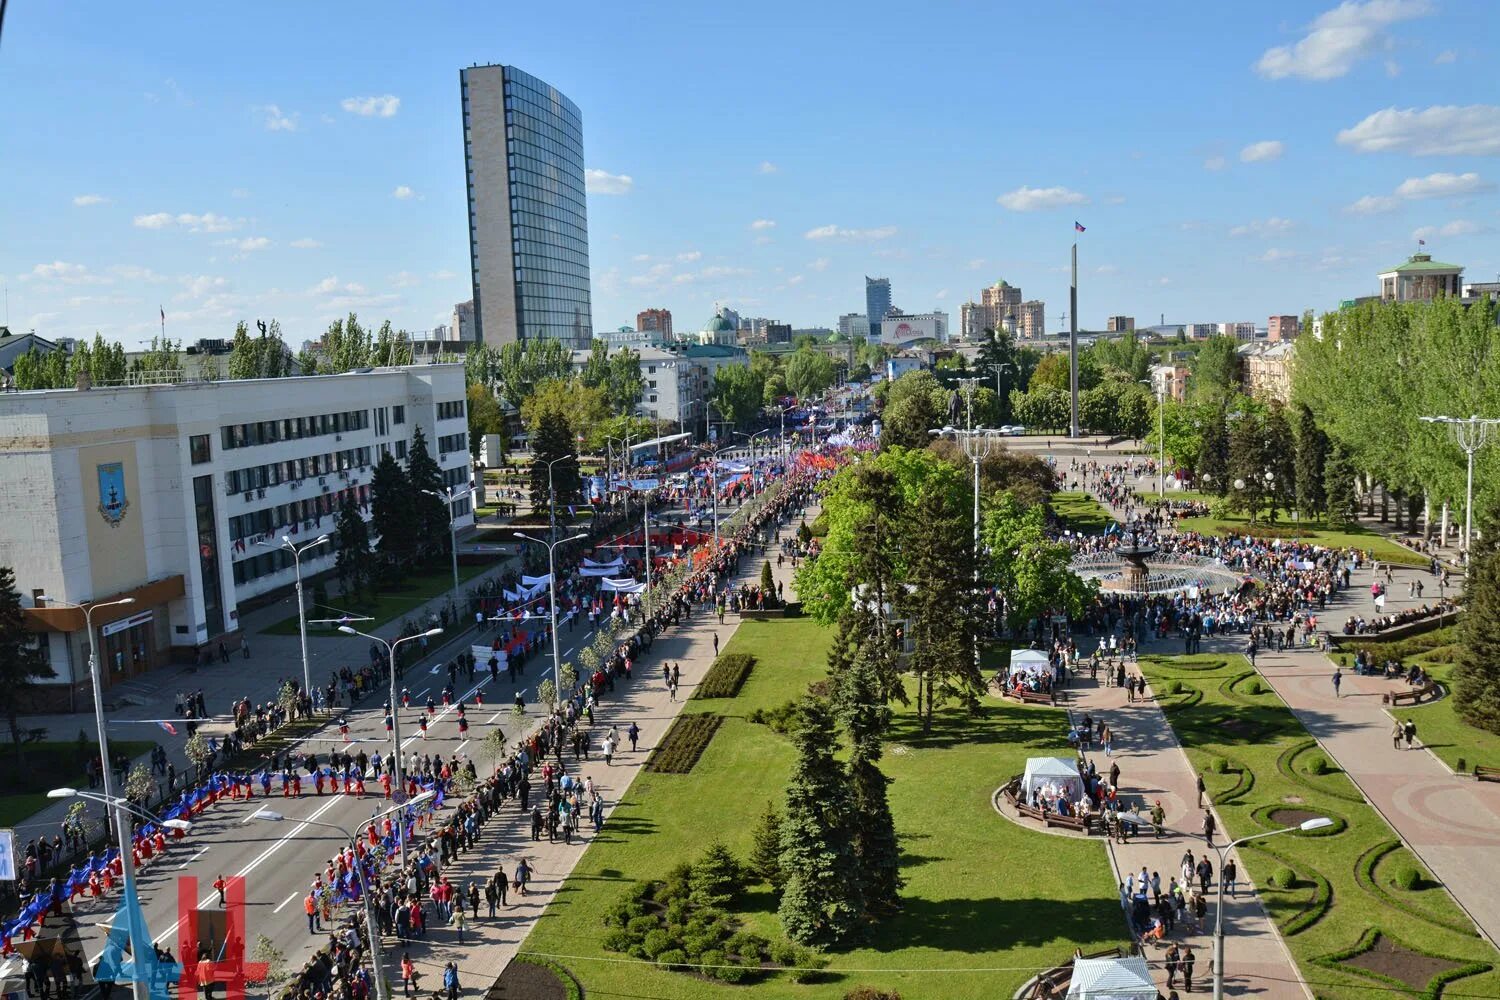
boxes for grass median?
[519,617,1124,1000]
[1176,513,1427,566]
[1140,653,1500,999]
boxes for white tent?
[1008,649,1052,679]
[1067,956,1156,1000]
[1020,756,1083,803]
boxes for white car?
[1000,424,1026,436]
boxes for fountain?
[1070,523,1246,598]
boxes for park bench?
[1474,765,1500,784]
[23,727,47,744]
[1006,688,1057,707]
[1384,682,1439,707]
[1044,812,1094,834]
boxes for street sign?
[0,828,15,880]
[391,790,408,805]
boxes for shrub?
[1305,754,1329,776]
[691,843,742,907]
[1245,678,1263,695]
[1457,756,1467,772]
[664,898,689,926]
[846,989,904,1000]
[646,714,723,773]
[1270,867,1297,889]
[697,653,756,698]
[728,931,767,964]
[1167,679,1184,695]
[748,699,799,734]
[700,948,726,974]
[714,960,749,984]
[626,914,659,936]
[1390,863,1423,891]
[1211,757,1229,774]
[769,939,801,966]
[654,949,687,970]
[642,929,673,960]
[791,948,831,984]
[601,929,633,953]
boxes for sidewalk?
[326,503,812,995]
[1064,677,1309,1000]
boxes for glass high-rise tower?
[865,276,892,339]
[461,64,593,347]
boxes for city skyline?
[2,1,1499,347]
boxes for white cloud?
[808,257,830,272]
[290,238,322,249]
[787,275,805,286]
[1346,194,1400,214]
[965,258,987,270]
[1384,59,1402,78]
[1257,248,1302,263]
[1255,0,1433,80]
[804,224,898,241]
[1434,49,1456,65]
[758,161,779,174]
[392,185,416,200]
[584,169,633,195]
[753,236,773,246]
[935,288,949,300]
[72,194,108,207]
[1413,220,1480,241]
[341,94,400,118]
[390,271,420,288]
[1394,171,1492,199]
[749,219,777,231]
[698,266,752,279]
[631,254,652,263]
[996,185,1088,211]
[676,251,702,263]
[178,275,229,300]
[308,276,368,298]
[430,269,459,281]
[1337,105,1500,155]
[1095,264,1120,275]
[1203,156,1228,171]
[257,104,299,131]
[1229,217,1296,237]
[234,237,271,252]
[1240,140,1285,163]
[133,212,238,233]
[31,261,87,280]
[108,265,167,283]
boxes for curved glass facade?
[462,64,593,347]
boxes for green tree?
[0,566,53,756]
[1198,406,1230,495]
[901,479,981,730]
[879,370,949,449]
[1263,403,1298,520]
[529,410,583,517]
[777,698,863,946]
[334,495,372,597]
[785,347,837,400]
[984,491,1096,633]
[73,334,128,384]
[494,338,572,409]
[406,426,450,561]
[467,382,505,461]
[130,336,184,377]
[319,314,374,374]
[760,559,777,606]
[369,451,415,577]
[1294,405,1328,519]
[521,377,610,445]
[834,627,902,914]
[1324,443,1357,530]
[1086,332,1155,383]
[748,802,785,890]
[227,320,293,379]
[1011,387,1069,432]
[370,320,414,367]
[1455,525,1500,734]
[1228,412,1269,522]
[1190,335,1242,401]
[710,365,765,429]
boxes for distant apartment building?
[599,327,665,349]
[452,301,476,344]
[866,277,893,338]
[1017,300,1046,340]
[838,313,869,340]
[1106,315,1135,333]
[1184,323,1217,339]
[1219,321,1258,340]
[764,322,792,344]
[1150,364,1191,403]
[1379,253,1464,303]
[959,280,1028,339]
[1243,342,1294,403]
[636,308,673,341]
[1267,315,1299,342]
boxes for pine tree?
[1198,408,1230,496]
[1263,403,1297,522]
[900,482,981,730]
[529,410,583,520]
[0,566,54,757]
[1455,520,1500,734]
[1324,444,1357,530]
[836,635,903,915]
[370,452,415,579]
[334,495,372,598]
[1227,411,1268,523]
[1294,405,1329,520]
[406,426,449,562]
[778,698,864,946]
[748,802,785,890]
[760,560,777,606]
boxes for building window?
[189,434,212,465]
[396,440,408,461]
[393,405,406,425]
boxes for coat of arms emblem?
[97,462,130,526]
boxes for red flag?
[158,721,178,736]
[1074,221,1087,233]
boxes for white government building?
[0,364,472,710]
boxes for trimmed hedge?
[1355,840,1478,937]
[646,714,723,774]
[1316,927,1493,1000]
[748,699,798,734]
[697,653,757,699]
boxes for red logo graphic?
[177,876,268,1000]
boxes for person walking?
[1393,719,1404,750]
[1403,718,1418,749]
[452,905,467,944]
[213,875,226,907]
[494,866,508,908]
[303,891,319,934]
[1202,809,1216,845]
[484,880,497,919]
[468,881,480,919]
[627,721,639,752]
[1223,858,1238,898]
[1150,800,1166,839]
[1165,943,1181,989]
[1181,947,1196,993]
[1332,667,1342,698]
[712,632,719,656]
[1195,772,1207,808]
[442,962,460,1000]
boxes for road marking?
[273,891,300,914]
[416,688,430,700]
[563,647,574,657]
[178,845,210,869]
[454,740,469,753]
[486,712,502,724]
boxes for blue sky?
[2,0,1498,347]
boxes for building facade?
[1184,323,1217,339]
[838,313,869,340]
[1379,253,1464,303]
[1219,321,1258,340]
[636,308,673,341]
[865,277,892,338]
[461,64,593,348]
[1106,315,1135,333]
[960,280,1030,339]
[0,366,472,710]
[1242,342,1294,403]
[1267,314,1299,341]
[1017,300,1046,340]
[880,310,949,347]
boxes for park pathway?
[1064,673,1309,1000]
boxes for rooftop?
[1380,253,1463,275]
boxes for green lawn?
[1330,628,1500,774]
[1139,654,1500,999]
[520,618,1125,999]
[1176,513,1427,566]
[1051,491,1115,534]
[260,562,497,635]
[0,739,157,827]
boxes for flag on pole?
[158,721,178,736]
[160,305,165,323]
[1074,221,1087,233]
[1418,238,1426,246]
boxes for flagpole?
[1069,243,1080,439]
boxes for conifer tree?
[1455,518,1500,734]
[835,634,903,915]
[370,451,415,578]
[334,495,372,597]
[0,566,53,756]
[529,410,583,521]
[1324,443,1357,530]
[1294,405,1328,519]
[778,698,864,946]
[748,802,785,890]
[406,426,449,561]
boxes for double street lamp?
[513,531,588,702]
[336,625,443,866]
[250,791,433,1000]
[1211,817,1332,1000]
[1420,414,1500,559]
[257,534,330,698]
[928,427,995,672]
[421,486,472,623]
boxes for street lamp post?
[735,430,770,493]
[336,626,443,866]
[39,594,146,1000]
[421,487,471,622]
[512,531,588,701]
[249,793,432,1000]
[929,427,995,672]
[47,788,193,833]
[1419,415,1500,558]
[258,534,330,699]
[1141,380,1166,497]
[1212,817,1332,1000]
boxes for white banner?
[473,644,506,667]
[0,828,15,880]
[601,577,646,593]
